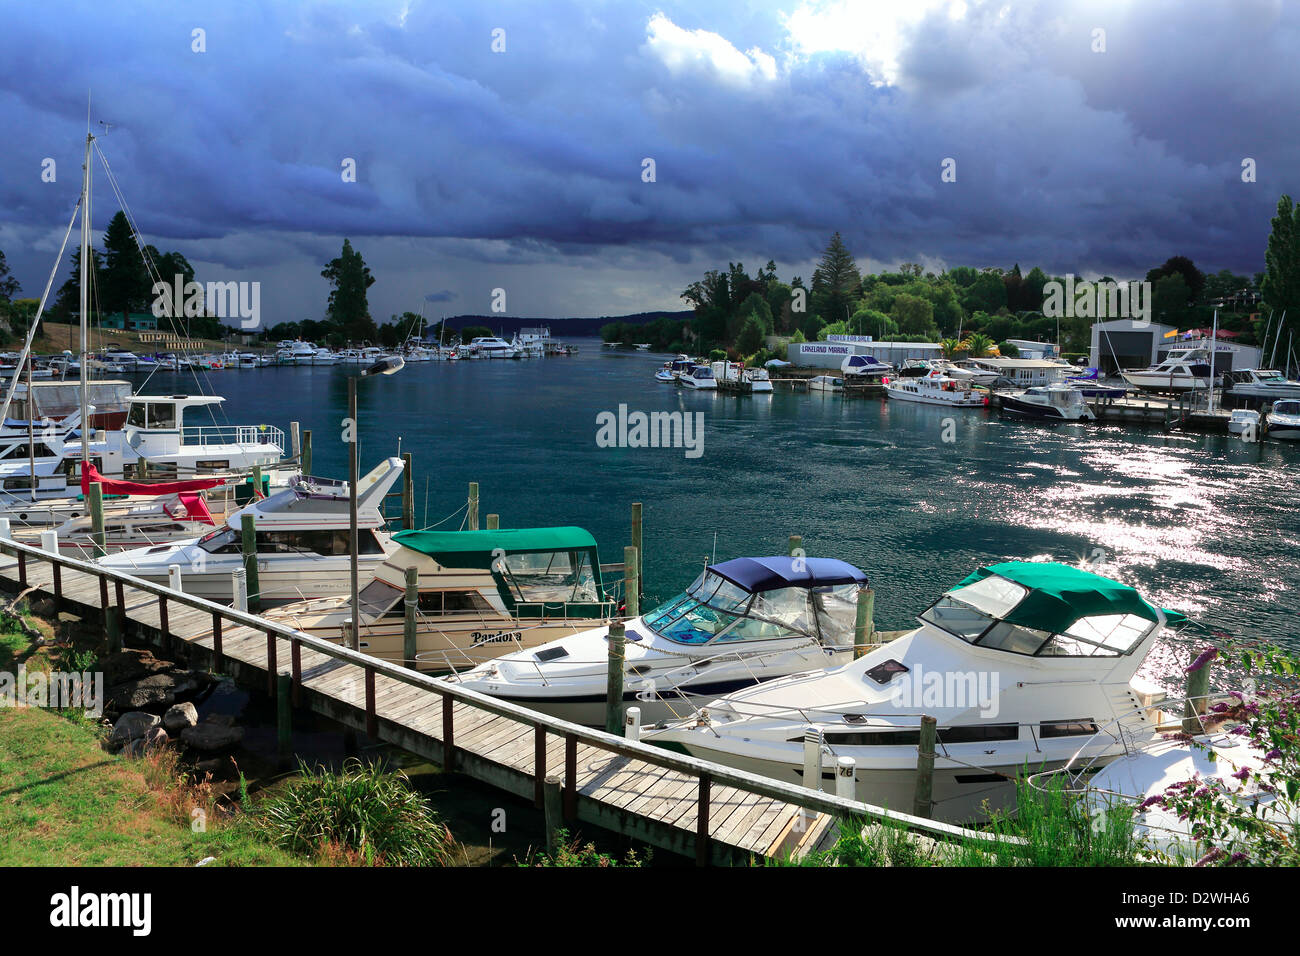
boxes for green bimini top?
[955,561,1188,634]
[393,527,598,563]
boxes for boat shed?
[1089,319,1262,375]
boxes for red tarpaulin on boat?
[80,462,228,498]
[165,492,216,526]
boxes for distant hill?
[434,311,692,338]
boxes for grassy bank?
[0,706,304,866]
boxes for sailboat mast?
[79,129,93,464]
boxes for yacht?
[276,341,318,365]
[264,526,618,671]
[883,370,985,407]
[840,354,891,381]
[998,384,1096,422]
[808,375,843,393]
[1121,344,1217,394]
[447,556,868,725]
[656,355,695,383]
[1222,368,1300,402]
[1266,399,1300,441]
[468,336,519,360]
[647,561,1187,823]
[678,365,717,389]
[98,458,405,604]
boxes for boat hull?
[999,395,1095,421]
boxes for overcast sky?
[0,0,1294,326]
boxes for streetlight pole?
[348,355,405,651]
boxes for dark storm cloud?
[0,0,1295,320]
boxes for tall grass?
[259,758,460,866]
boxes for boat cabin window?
[197,527,241,553]
[497,550,598,604]
[1275,400,1300,416]
[358,579,401,617]
[251,529,387,556]
[0,443,57,460]
[420,590,494,615]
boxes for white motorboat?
[1266,399,1300,441]
[1227,408,1260,436]
[1121,344,1217,394]
[469,336,520,359]
[840,354,891,380]
[446,555,869,725]
[1222,368,1300,402]
[883,370,985,407]
[745,367,773,393]
[998,384,1096,422]
[276,341,319,365]
[678,365,717,389]
[808,375,843,393]
[98,457,406,604]
[265,525,618,670]
[646,561,1187,823]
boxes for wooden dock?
[0,539,1008,865]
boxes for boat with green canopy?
[647,560,1189,823]
[265,525,618,671]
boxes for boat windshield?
[496,549,599,604]
[920,575,1153,657]
[641,570,857,646]
[197,527,240,553]
[358,578,402,618]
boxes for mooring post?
[605,620,626,736]
[788,534,802,557]
[913,714,938,819]
[835,756,856,800]
[802,726,822,791]
[854,586,875,658]
[232,568,248,612]
[276,673,292,766]
[240,512,260,612]
[252,465,263,498]
[401,451,414,530]
[624,545,639,620]
[0,516,10,544]
[88,482,106,559]
[468,482,479,530]
[486,513,499,530]
[168,563,182,593]
[290,421,301,460]
[625,705,642,742]
[403,565,419,670]
[301,429,312,475]
[631,502,643,601]
[1183,650,1212,735]
[543,775,564,856]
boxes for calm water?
[140,340,1299,680]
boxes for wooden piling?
[88,482,106,559]
[913,715,938,819]
[624,545,639,620]
[241,512,260,612]
[290,421,301,459]
[486,513,499,530]
[605,621,626,736]
[853,586,875,658]
[631,502,643,601]
[788,534,802,557]
[468,482,479,530]
[105,607,122,654]
[543,775,564,855]
[301,429,312,475]
[401,452,414,529]
[403,566,419,670]
[1183,651,1212,735]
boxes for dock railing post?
[1183,650,1212,735]
[301,429,312,475]
[631,502,643,601]
[404,566,419,670]
[854,585,875,658]
[543,775,564,855]
[290,421,300,460]
[241,512,260,612]
[401,451,414,529]
[0,517,9,549]
[605,621,626,736]
[89,482,106,559]
[913,714,938,819]
[276,673,292,767]
[468,482,479,530]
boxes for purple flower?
[1231,767,1251,781]
[1194,847,1225,867]
[1228,852,1249,865]
[1265,749,1283,761]
[1211,702,1229,713]
[1139,794,1164,810]
[1186,647,1218,673]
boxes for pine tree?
[810,232,861,327]
[0,249,20,302]
[321,239,377,343]
[1262,195,1300,335]
[100,211,150,320]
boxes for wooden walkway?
[0,541,998,865]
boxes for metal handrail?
[0,534,1022,851]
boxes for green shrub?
[520,829,647,867]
